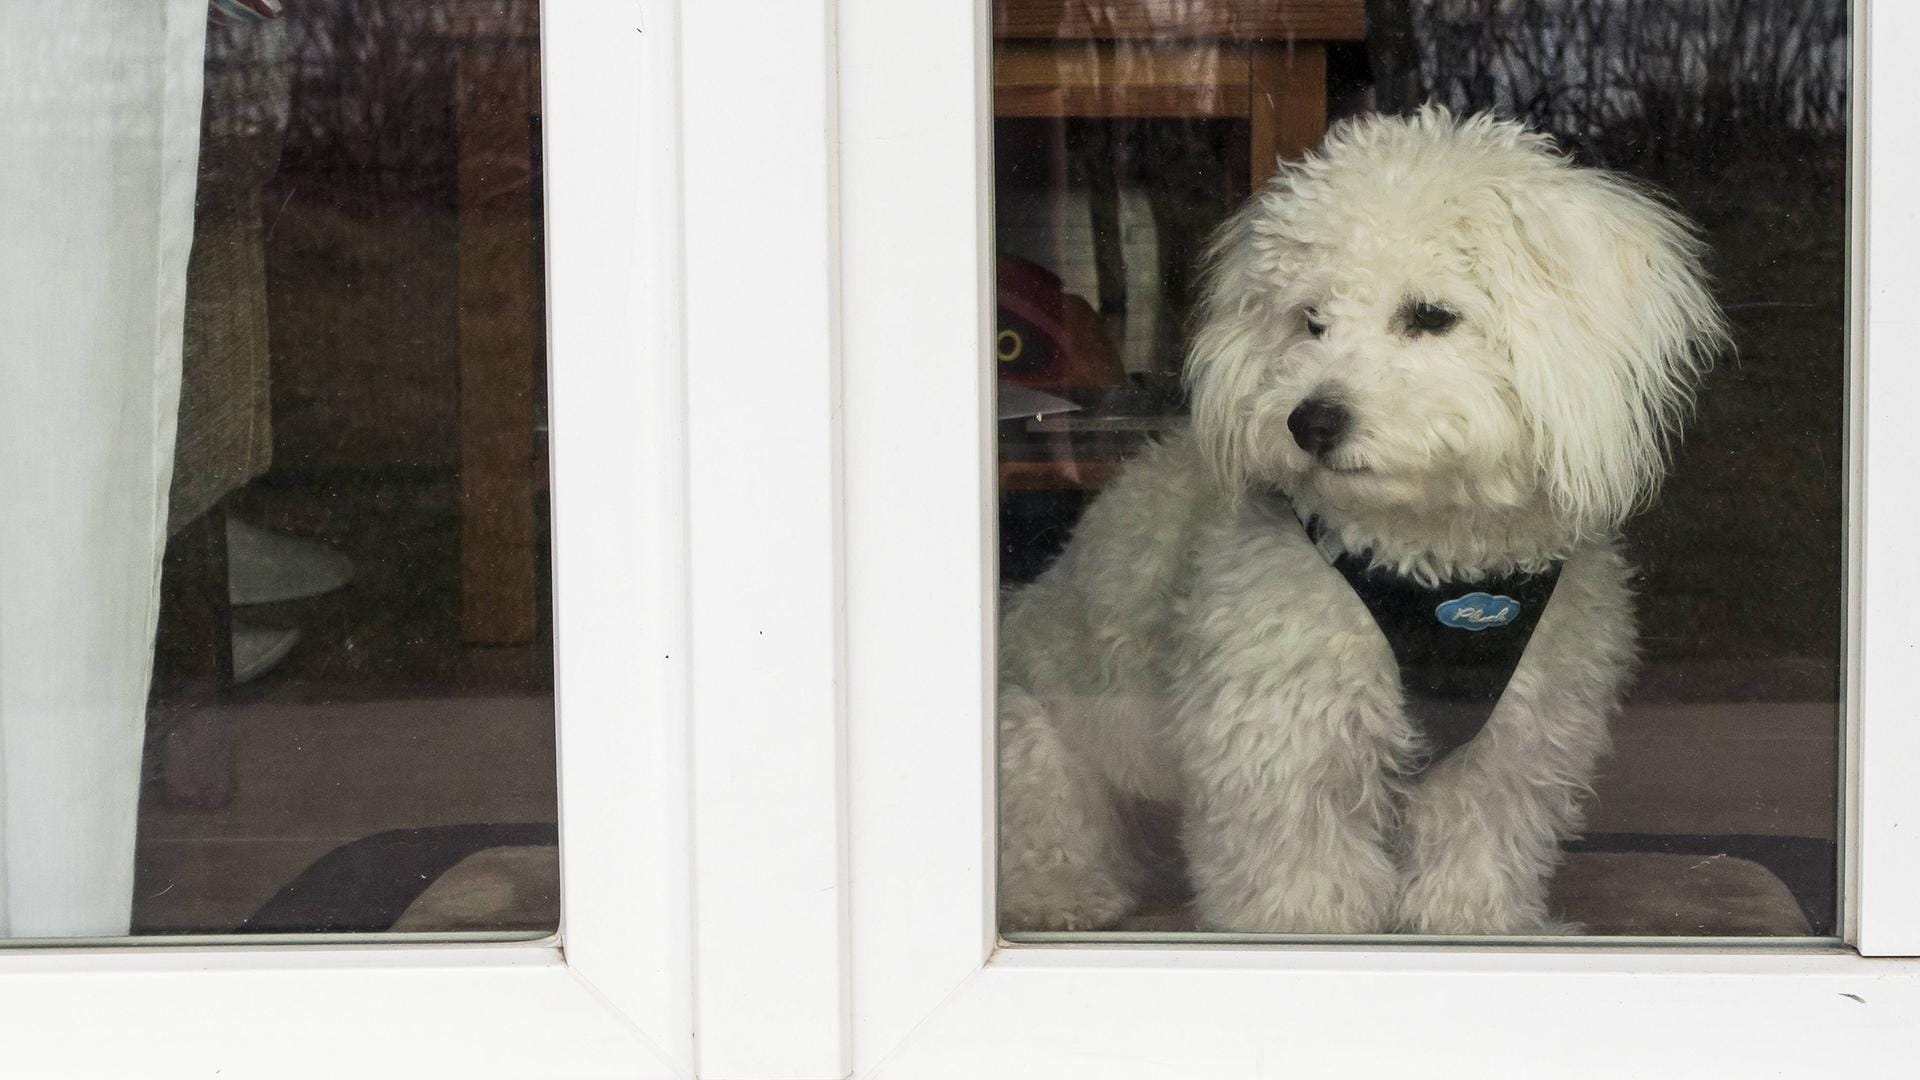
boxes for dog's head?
[1187,107,1728,539]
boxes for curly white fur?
[999,108,1729,934]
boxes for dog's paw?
[1394,876,1566,936]
[999,865,1137,932]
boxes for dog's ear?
[1489,168,1728,535]
[1185,190,1296,495]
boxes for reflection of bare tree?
[1366,0,1421,113]
[279,1,459,197]
[1409,0,1847,177]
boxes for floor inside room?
[135,453,561,936]
[135,697,557,934]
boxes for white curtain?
[0,2,205,936]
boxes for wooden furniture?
[994,0,1367,188]
[441,2,542,644]
[1001,455,1127,493]
[992,1,1367,493]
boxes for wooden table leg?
[454,44,541,644]
[1249,42,1328,188]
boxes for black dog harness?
[1300,513,1563,769]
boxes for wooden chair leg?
[454,43,541,645]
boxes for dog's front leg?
[1393,545,1632,935]
[1395,697,1609,936]
[1174,525,1416,934]
[1178,678,1411,935]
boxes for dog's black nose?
[1287,398,1350,455]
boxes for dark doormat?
[213,824,1832,938]
[1566,833,1836,935]
[238,822,558,934]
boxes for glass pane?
[994,0,1848,939]
[0,1,555,940]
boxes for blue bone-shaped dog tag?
[1434,591,1521,631]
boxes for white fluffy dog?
[999,108,1728,935]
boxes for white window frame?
[0,5,691,1076]
[694,0,1920,1076]
[3,1,1916,1076]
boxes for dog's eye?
[1409,302,1460,335]
[1304,308,1327,338]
